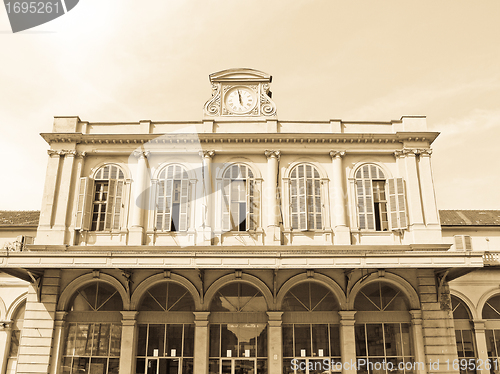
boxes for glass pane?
[330,325,341,357]
[257,359,267,374]
[136,358,146,374]
[235,359,255,374]
[257,326,267,358]
[148,325,165,357]
[137,325,148,357]
[160,358,179,374]
[210,325,220,358]
[294,325,311,357]
[182,358,194,374]
[209,359,219,374]
[166,324,182,357]
[384,324,401,357]
[366,324,384,356]
[147,359,157,374]
[401,324,412,357]
[62,357,73,374]
[73,357,90,374]
[462,330,475,357]
[110,324,121,357]
[221,325,238,357]
[89,357,107,374]
[75,324,92,356]
[355,324,367,356]
[65,324,77,356]
[282,325,294,358]
[312,325,329,357]
[183,324,195,357]
[222,360,231,374]
[92,324,110,356]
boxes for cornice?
[40,132,440,146]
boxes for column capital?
[329,150,346,159]
[200,150,215,159]
[47,149,62,157]
[0,321,12,331]
[76,151,87,158]
[265,150,281,160]
[55,311,68,322]
[418,148,432,157]
[339,310,356,324]
[193,311,210,321]
[132,150,150,159]
[60,150,77,157]
[120,311,138,326]
[409,310,423,324]
[473,319,487,331]
[267,311,283,327]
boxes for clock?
[225,87,257,114]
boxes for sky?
[0,0,499,211]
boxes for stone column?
[193,312,210,374]
[49,312,67,374]
[339,311,357,374]
[473,320,489,374]
[395,149,425,242]
[129,151,150,245]
[0,322,12,374]
[267,312,283,374]
[36,150,62,244]
[119,311,138,374]
[52,150,77,243]
[410,310,427,374]
[329,151,350,244]
[69,152,86,245]
[200,151,215,245]
[417,150,441,241]
[265,150,281,244]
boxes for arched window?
[6,301,25,374]
[483,294,500,366]
[354,282,413,374]
[289,164,322,230]
[452,296,476,374]
[156,165,190,232]
[282,281,341,373]
[209,282,267,374]
[138,282,194,311]
[62,282,123,374]
[222,164,259,232]
[75,165,126,232]
[355,164,407,231]
[136,283,195,374]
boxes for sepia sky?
[1,0,499,210]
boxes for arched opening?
[156,165,190,232]
[289,164,323,231]
[451,295,476,374]
[482,294,500,368]
[354,281,413,374]
[6,301,25,374]
[135,281,195,374]
[61,282,123,374]
[281,281,341,374]
[208,282,267,374]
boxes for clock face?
[225,87,257,114]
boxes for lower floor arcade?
[3,268,500,374]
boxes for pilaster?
[49,312,67,374]
[418,149,441,233]
[265,150,281,245]
[52,150,77,244]
[472,320,489,374]
[69,152,86,245]
[410,310,427,374]
[199,151,215,245]
[129,151,150,245]
[267,311,283,374]
[193,312,210,374]
[339,311,357,374]
[329,151,350,244]
[119,311,138,374]
[0,322,13,374]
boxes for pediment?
[209,68,271,83]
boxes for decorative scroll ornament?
[200,150,215,159]
[329,150,346,159]
[203,83,221,116]
[265,150,281,160]
[260,83,277,116]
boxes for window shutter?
[357,178,375,230]
[75,177,93,230]
[454,235,472,251]
[246,179,259,231]
[113,180,124,230]
[388,178,408,230]
[179,178,189,231]
[104,179,116,230]
[222,179,231,231]
[164,178,173,231]
[298,166,307,231]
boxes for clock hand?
[237,90,243,105]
